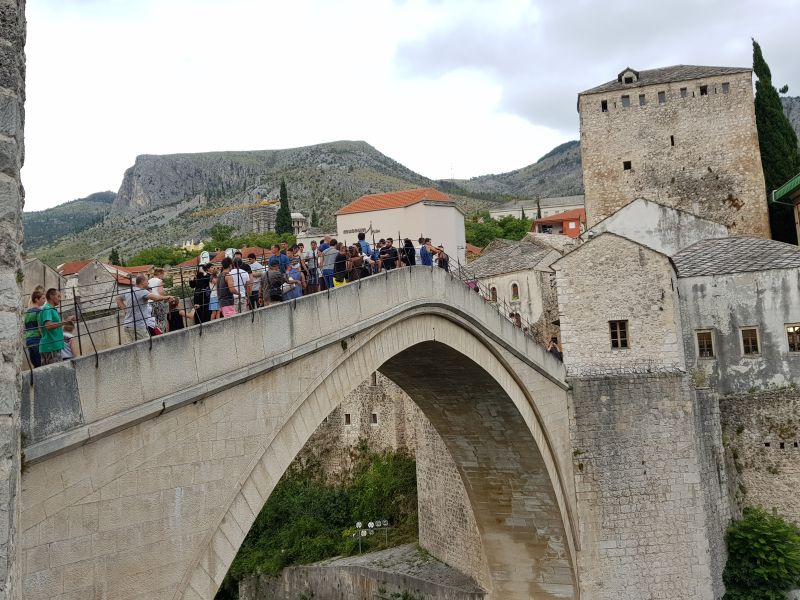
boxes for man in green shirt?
[38,288,73,366]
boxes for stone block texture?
[720,387,800,525]
[0,0,25,598]
[19,268,577,600]
[569,373,729,600]
[555,233,684,374]
[579,70,770,236]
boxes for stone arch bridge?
[20,267,579,600]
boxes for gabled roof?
[580,65,750,95]
[671,236,800,277]
[336,188,451,215]
[57,259,95,276]
[534,208,586,225]
[113,264,152,274]
[464,237,555,279]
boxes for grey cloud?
[395,0,800,134]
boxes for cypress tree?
[520,206,526,220]
[753,38,800,244]
[275,179,293,234]
[536,198,542,219]
[311,208,319,228]
[108,248,122,265]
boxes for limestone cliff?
[781,96,800,144]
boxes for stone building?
[579,65,770,237]
[532,207,586,238]
[21,258,65,301]
[251,202,277,233]
[290,212,307,235]
[488,194,584,220]
[463,235,562,344]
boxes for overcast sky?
[23,0,800,211]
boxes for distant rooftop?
[489,195,584,213]
[580,65,750,96]
[336,188,452,216]
[465,237,554,279]
[671,236,800,277]
[534,208,586,225]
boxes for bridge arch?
[20,269,577,600]
[179,310,577,599]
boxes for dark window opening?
[780,442,785,449]
[722,82,730,94]
[609,320,629,349]
[344,413,351,425]
[670,135,675,147]
[639,94,646,106]
[624,76,634,84]
[490,287,498,302]
[741,328,759,355]
[697,331,714,358]
[764,442,771,448]
[601,100,608,112]
[621,95,630,108]
[658,91,666,104]
[680,87,688,98]
[786,324,800,352]
[623,160,632,171]
[370,371,378,386]
[511,283,519,300]
[371,413,378,424]
[795,442,799,448]
[700,85,708,96]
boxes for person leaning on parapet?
[419,238,433,267]
[116,275,173,343]
[24,289,46,368]
[247,252,265,309]
[38,288,74,365]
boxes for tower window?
[787,324,800,352]
[670,135,675,147]
[371,413,378,424]
[511,283,519,301]
[722,82,730,94]
[621,95,630,108]
[490,286,497,302]
[658,91,666,105]
[680,87,688,98]
[609,320,629,349]
[700,85,708,96]
[601,100,608,112]
[623,160,632,171]
[696,331,714,358]
[344,413,351,425]
[370,371,378,386]
[741,328,760,355]
[639,94,646,106]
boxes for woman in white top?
[148,268,167,330]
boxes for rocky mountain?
[22,191,115,250]
[446,141,583,199]
[781,96,800,141]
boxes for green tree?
[311,208,319,227]
[275,179,293,234]
[536,198,542,219]
[127,246,192,267]
[208,224,236,249]
[753,39,800,244]
[108,248,122,266]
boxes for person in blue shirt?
[319,236,331,252]
[270,244,290,273]
[419,237,434,266]
[357,232,371,256]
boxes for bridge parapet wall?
[22,267,566,461]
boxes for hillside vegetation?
[22,191,115,250]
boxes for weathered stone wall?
[569,373,728,599]
[580,70,770,236]
[554,233,683,373]
[0,0,25,597]
[295,373,417,481]
[415,415,490,591]
[679,268,800,395]
[720,387,800,525]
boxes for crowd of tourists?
[22,234,452,365]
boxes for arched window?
[511,282,520,301]
[490,287,498,303]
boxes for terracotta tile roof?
[534,208,586,225]
[112,264,153,274]
[465,243,483,256]
[176,252,226,267]
[336,188,451,215]
[57,259,95,276]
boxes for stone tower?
[578,65,770,236]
